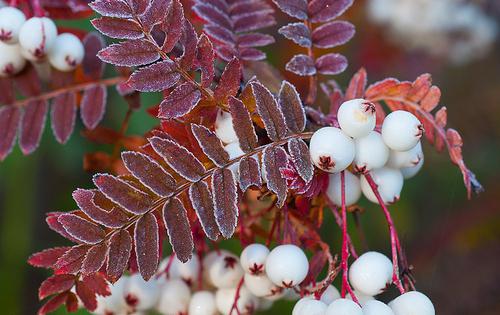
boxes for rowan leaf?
[161,0,185,53]
[345,67,367,100]
[193,3,232,29]
[19,100,48,155]
[238,156,262,191]
[81,243,108,275]
[214,58,241,104]
[212,168,238,238]
[263,146,288,207]
[308,0,353,23]
[135,212,159,280]
[286,54,316,76]
[311,21,355,48]
[191,124,229,167]
[128,60,180,93]
[272,0,307,20]
[288,138,314,183]
[97,39,160,67]
[421,86,441,112]
[28,247,70,269]
[58,214,105,245]
[76,281,97,311]
[204,25,235,46]
[228,97,259,153]
[0,106,21,161]
[141,0,170,31]
[251,81,288,141]
[278,81,306,133]
[189,181,220,241]
[107,230,132,281]
[80,84,107,130]
[163,197,194,262]
[51,92,76,144]
[89,0,133,18]
[82,32,106,80]
[315,53,348,75]
[233,11,276,33]
[179,20,198,70]
[46,213,81,243]
[278,22,311,47]
[39,274,75,300]
[54,245,89,275]
[408,73,432,102]
[196,34,215,87]
[72,189,128,228]
[158,82,201,119]
[237,33,275,48]
[38,292,68,315]
[91,17,143,39]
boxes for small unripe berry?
[208,252,244,289]
[215,285,258,315]
[265,244,309,288]
[292,297,328,315]
[168,254,200,286]
[189,291,217,315]
[124,274,160,311]
[361,167,404,204]
[244,273,283,298]
[48,33,84,71]
[348,251,392,296]
[401,155,424,179]
[156,279,191,315]
[240,243,269,275]
[0,7,26,44]
[215,109,238,144]
[19,17,58,61]
[389,291,435,315]
[326,170,362,207]
[337,98,376,138]
[309,127,355,173]
[353,131,389,172]
[387,141,423,169]
[381,111,423,151]
[325,298,363,315]
[362,300,395,315]
[320,285,341,304]
[0,41,26,77]
[94,276,129,315]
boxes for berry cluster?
[309,99,424,206]
[0,6,84,77]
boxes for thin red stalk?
[9,0,18,7]
[229,277,245,315]
[364,173,406,294]
[326,198,358,259]
[266,210,280,247]
[31,0,43,16]
[305,20,318,105]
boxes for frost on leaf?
[191,124,229,167]
[28,247,70,269]
[311,21,355,49]
[128,60,180,92]
[134,212,160,280]
[288,138,314,183]
[0,106,21,161]
[163,197,194,262]
[189,181,220,241]
[278,23,311,47]
[228,97,258,153]
[251,81,288,141]
[161,0,185,53]
[238,156,262,191]
[39,274,75,300]
[214,58,242,104]
[263,146,289,207]
[97,39,160,67]
[107,230,132,281]
[308,0,354,23]
[89,0,133,19]
[19,100,48,155]
[315,53,348,75]
[286,54,316,76]
[178,20,198,70]
[81,242,108,275]
[158,82,201,119]
[58,214,105,245]
[83,32,106,80]
[273,0,308,20]
[278,81,306,133]
[54,245,90,275]
[80,84,107,130]
[91,17,143,39]
[51,92,77,144]
[72,189,128,228]
[212,168,238,239]
[196,34,216,87]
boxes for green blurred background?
[0,1,499,314]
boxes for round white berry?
[215,109,238,144]
[309,127,355,173]
[94,276,129,315]
[189,291,217,315]
[283,287,301,301]
[244,273,282,298]
[19,17,58,61]
[381,111,423,151]
[361,167,404,204]
[202,250,230,287]
[224,141,244,177]
[265,244,309,288]
[0,7,26,44]
[208,252,244,289]
[48,33,84,72]
[0,41,26,77]
[346,289,375,306]
[326,170,362,207]
[353,131,389,172]
[156,279,191,315]
[215,285,258,315]
[257,298,274,311]
[325,298,363,315]
[124,274,160,311]
[337,98,376,138]
[363,300,395,315]
[292,297,328,315]
[320,285,341,304]
[401,155,424,179]
[389,291,435,315]
[348,251,392,296]
[240,243,269,275]
[387,142,423,169]
[168,254,200,286]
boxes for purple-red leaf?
[251,81,288,141]
[91,17,143,39]
[58,214,105,245]
[196,34,215,87]
[128,60,180,92]
[189,181,220,241]
[51,92,76,144]
[82,32,106,80]
[54,245,89,275]
[421,86,441,112]
[72,189,128,228]
[161,0,185,53]
[228,97,258,153]
[286,54,316,76]
[81,242,108,275]
[179,20,198,70]
[237,33,275,48]
[163,197,194,262]
[81,273,111,297]
[107,230,132,281]
[28,247,70,269]
[272,0,307,20]
[312,21,355,48]
[46,213,81,243]
[19,100,47,155]
[80,84,107,130]
[263,146,288,207]
[233,12,276,33]
[0,106,20,161]
[14,65,41,97]
[204,25,235,46]
[39,274,75,300]
[135,212,160,280]
[288,138,314,183]
[128,0,149,15]
[345,67,367,100]
[149,136,206,182]
[38,292,68,315]
[76,281,97,311]
[212,168,238,238]
[214,58,241,103]
[308,0,353,23]
[278,81,305,133]
[141,0,170,31]
[315,53,348,75]
[97,39,160,67]
[158,82,201,119]
[278,22,311,48]
[193,3,232,29]
[89,0,133,18]
[93,174,154,215]
[238,156,262,191]
[191,124,229,167]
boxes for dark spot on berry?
[224,256,237,269]
[183,277,193,287]
[104,311,114,315]
[281,280,295,288]
[125,293,138,307]
[0,29,12,41]
[389,196,400,204]
[362,101,376,114]
[354,164,367,174]
[416,124,424,137]
[65,55,77,67]
[3,63,14,75]
[318,156,335,171]
[249,263,264,275]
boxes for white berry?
[208,252,244,289]
[124,274,160,311]
[349,251,393,296]
[401,155,424,179]
[215,109,238,144]
[215,285,258,315]
[240,243,269,275]
[19,17,58,61]
[337,98,376,138]
[0,7,26,44]
[381,111,423,151]
[202,250,230,287]
[48,33,84,71]
[361,167,404,204]
[0,41,26,77]
[326,170,362,207]
[189,291,217,315]
[325,298,363,315]
[265,244,309,288]
[387,142,423,169]
[94,276,129,315]
[320,285,341,304]
[389,291,435,315]
[353,131,389,172]
[244,273,282,298]
[292,297,328,315]
[224,141,244,177]
[156,279,191,315]
[346,289,375,306]
[309,127,355,173]
[257,298,274,311]
[363,300,395,315]
[168,254,200,286]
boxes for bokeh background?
[0,0,499,314]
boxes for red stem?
[229,277,245,315]
[9,0,19,7]
[326,199,358,259]
[364,173,406,294]
[31,0,43,16]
